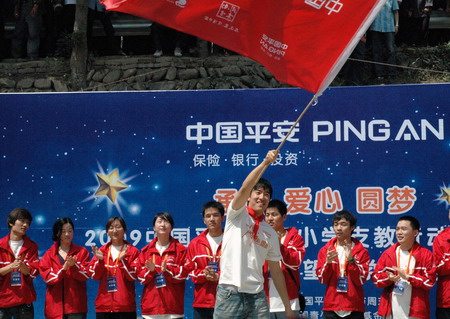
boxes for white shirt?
[388,246,417,319]
[110,244,125,261]
[206,232,223,256]
[335,245,353,317]
[219,201,281,293]
[156,242,170,255]
[268,233,300,312]
[9,240,24,258]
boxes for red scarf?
[247,206,265,239]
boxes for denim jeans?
[269,311,300,319]
[11,3,41,59]
[437,307,450,319]
[0,303,34,319]
[370,30,396,77]
[194,307,214,319]
[213,285,270,319]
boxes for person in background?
[0,0,5,60]
[185,201,225,319]
[432,210,450,319]
[11,0,41,59]
[40,217,90,319]
[263,199,306,318]
[87,0,125,56]
[151,23,190,57]
[403,0,433,45]
[89,216,140,319]
[0,208,40,318]
[135,212,187,318]
[372,215,436,319]
[368,0,399,81]
[316,210,370,319]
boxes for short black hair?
[7,208,32,229]
[332,210,357,228]
[253,178,273,199]
[202,201,225,217]
[52,217,74,242]
[267,199,287,216]
[153,212,174,228]
[106,217,127,232]
[398,215,420,231]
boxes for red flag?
[102,0,384,94]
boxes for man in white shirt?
[214,150,296,319]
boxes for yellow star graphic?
[440,186,450,205]
[95,169,129,203]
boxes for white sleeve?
[226,200,247,220]
[266,229,282,262]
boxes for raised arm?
[232,150,278,211]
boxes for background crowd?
[0,0,448,78]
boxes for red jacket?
[135,237,187,315]
[372,242,436,319]
[185,230,222,308]
[40,242,90,319]
[433,227,450,308]
[263,227,305,301]
[0,234,39,308]
[316,237,370,312]
[88,241,140,313]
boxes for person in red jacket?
[134,212,187,318]
[372,215,436,319]
[433,209,450,319]
[185,201,225,319]
[40,217,90,319]
[263,199,306,318]
[89,216,140,319]
[316,210,370,319]
[0,208,39,319]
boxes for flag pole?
[276,95,318,152]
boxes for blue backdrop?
[0,84,449,318]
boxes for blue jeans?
[269,311,300,319]
[0,303,34,319]
[213,285,270,319]
[370,30,396,77]
[11,3,41,59]
[194,307,214,319]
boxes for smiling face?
[396,220,418,248]
[265,207,286,233]
[333,218,354,243]
[10,219,30,239]
[107,219,125,244]
[60,223,74,246]
[248,186,271,215]
[154,217,173,237]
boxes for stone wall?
[0,55,289,93]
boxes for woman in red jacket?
[89,217,140,319]
[40,217,90,319]
[135,212,187,318]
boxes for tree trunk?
[70,0,88,90]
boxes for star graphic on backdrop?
[440,185,450,205]
[95,169,128,203]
